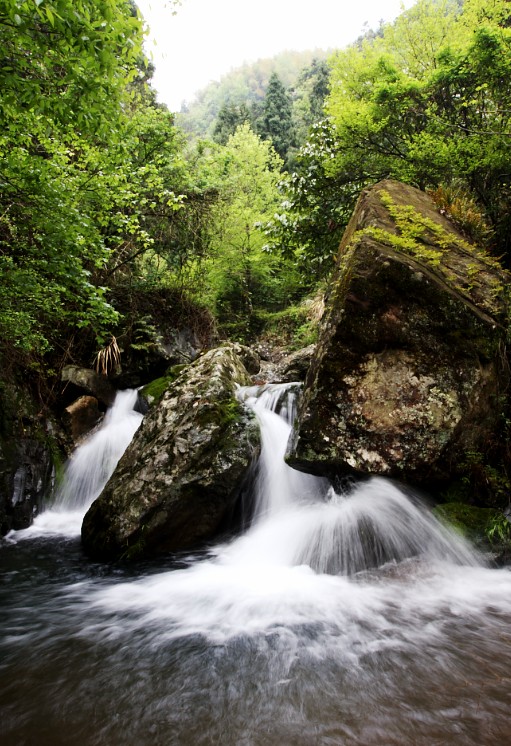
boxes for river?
[1,385,511,745]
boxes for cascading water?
[226,383,477,573]
[2,382,511,746]
[240,383,329,520]
[13,388,143,538]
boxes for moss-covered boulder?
[287,180,510,487]
[433,502,511,564]
[81,344,260,560]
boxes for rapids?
[1,384,511,745]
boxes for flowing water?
[1,384,511,746]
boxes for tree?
[212,102,251,145]
[291,58,331,145]
[197,123,298,337]
[0,0,149,354]
[267,0,511,272]
[0,0,199,362]
[263,120,354,282]
[257,72,295,166]
[325,0,511,256]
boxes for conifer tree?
[257,72,295,165]
[212,103,251,145]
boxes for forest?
[0,0,510,422]
[3,2,511,740]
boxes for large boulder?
[287,180,510,486]
[81,344,260,560]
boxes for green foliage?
[291,58,331,147]
[433,501,511,547]
[192,124,302,341]
[212,103,251,145]
[0,0,144,353]
[0,0,144,136]
[486,512,511,546]
[263,120,357,281]
[428,184,494,245]
[0,0,220,379]
[178,50,329,139]
[256,72,295,165]
[269,0,511,272]
[257,305,319,351]
[326,0,511,258]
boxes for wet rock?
[287,180,510,486]
[113,326,202,389]
[62,396,102,445]
[0,437,54,533]
[61,366,116,407]
[0,380,62,535]
[81,344,260,560]
[229,343,261,375]
[273,344,316,383]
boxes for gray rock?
[81,344,260,560]
[273,344,316,382]
[287,180,510,486]
[61,365,116,406]
[0,380,63,535]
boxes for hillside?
[177,48,331,139]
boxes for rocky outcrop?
[61,365,116,407]
[273,345,316,382]
[287,180,510,487]
[0,380,63,535]
[113,326,202,389]
[0,437,54,534]
[81,344,260,560]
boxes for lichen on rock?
[81,343,260,560]
[287,180,510,487]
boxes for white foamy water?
[7,388,143,541]
[80,384,488,646]
[2,381,511,746]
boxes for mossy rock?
[82,343,260,561]
[288,179,510,490]
[433,502,511,563]
[140,364,189,406]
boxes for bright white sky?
[136,0,416,111]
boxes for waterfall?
[53,388,143,511]
[14,389,143,538]
[227,382,478,574]
[4,383,511,746]
[239,383,328,520]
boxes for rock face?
[61,365,116,406]
[0,380,62,535]
[0,437,54,534]
[287,180,510,485]
[82,344,260,560]
[273,345,316,383]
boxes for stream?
[1,385,511,745]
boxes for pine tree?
[257,72,295,166]
[212,103,251,145]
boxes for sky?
[136,0,416,111]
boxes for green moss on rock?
[288,180,510,494]
[82,343,260,561]
[433,502,511,562]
